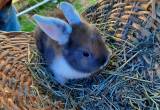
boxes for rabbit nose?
[83,51,90,57]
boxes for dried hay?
[0,0,160,109]
[0,32,64,110]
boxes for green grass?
[15,0,96,32]
[19,16,36,32]
[73,0,96,13]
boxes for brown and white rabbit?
[33,2,111,84]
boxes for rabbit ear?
[59,2,81,24]
[33,14,72,45]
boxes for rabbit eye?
[83,51,90,57]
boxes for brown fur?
[34,27,62,55]
[69,23,109,60]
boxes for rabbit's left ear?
[59,2,81,24]
[33,14,72,45]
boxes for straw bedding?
[0,32,64,109]
[0,0,160,109]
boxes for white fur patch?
[50,56,91,82]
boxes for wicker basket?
[0,32,65,110]
[83,0,160,41]
[0,0,160,109]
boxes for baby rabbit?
[0,0,20,31]
[33,2,111,84]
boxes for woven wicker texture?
[83,0,160,41]
[0,32,65,110]
[81,0,160,109]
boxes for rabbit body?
[33,2,111,84]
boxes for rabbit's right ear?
[33,14,72,45]
[59,2,81,24]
